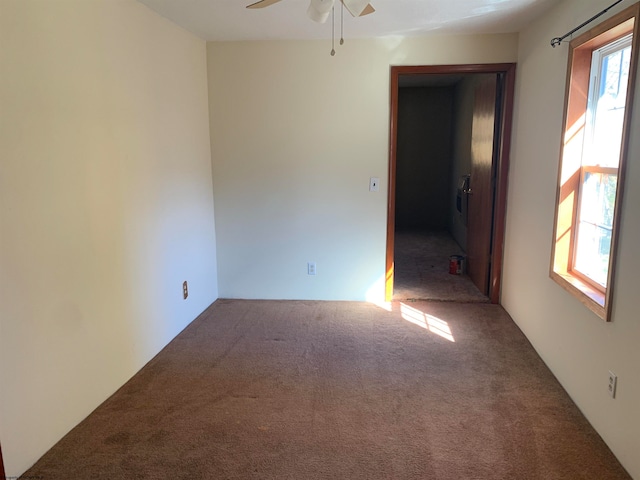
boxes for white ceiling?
[136,0,559,42]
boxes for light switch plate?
[369,177,380,192]
[308,262,316,276]
[608,371,617,398]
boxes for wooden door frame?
[386,63,516,303]
[1,442,5,479]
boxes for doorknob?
[464,188,473,195]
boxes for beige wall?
[0,0,218,475]
[503,0,640,477]
[208,35,518,301]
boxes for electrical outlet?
[183,281,188,300]
[307,262,316,276]
[608,371,617,398]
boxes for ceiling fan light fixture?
[307,0,335,23]
[341,0,370,17]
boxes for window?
[550,4,639,321]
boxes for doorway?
[385,64,516,303]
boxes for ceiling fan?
[246,0,375,24]
[247,0,375,55]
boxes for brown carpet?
[394,230,488,303]
[22,300,629,479]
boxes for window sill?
[550,270,606,320]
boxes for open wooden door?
[466,75,500,295]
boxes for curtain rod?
[551,0,624,47]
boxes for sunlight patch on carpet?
[400,302,455,342]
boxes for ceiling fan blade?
[307,0,335,23]
[340,0,371,17]
[246,0,283,9]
